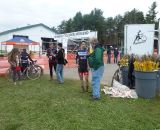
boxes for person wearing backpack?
[88,38,104,100]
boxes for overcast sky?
[0,0,159,32]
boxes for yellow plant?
[134,55,159,72]
[119,55,130,67]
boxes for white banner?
[54,30,90,38]
[124,24,155,55]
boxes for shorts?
[78,66,89,76]
[79,71,89,76]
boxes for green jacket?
[88,44,104,70]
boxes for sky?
[0,0,160,32]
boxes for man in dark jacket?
[114,48,119,63]
[56,43,65,84]
[47,43,57,80]
[21,49,33,73]
[88,38,104,100]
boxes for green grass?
[0,76,160,130]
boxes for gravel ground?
[45,63,118,86]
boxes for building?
[0,23,97,55]
[0,23,56,53]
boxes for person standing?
[114,48,119,63]
[88,38,104,100]
[21,49,33,73]
[47,43,57,80]
[76,42,89,92]
[56,43,65,84]
[8,48,21,85]
[107,46,111,64]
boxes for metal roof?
[0,23,55,36]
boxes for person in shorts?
[76,42,89,92]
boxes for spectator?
[114,48,119,63]
[20,49,33,73]
[8,48,21,85]
[107,46,111,64]
[76,42,89,92]
[88,38,104,100]
[56,43,65,84]
[128,54,135,89]
[47,43,57,80]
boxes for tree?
[57,20,67,33]
[145,1,158,24]
[89,8,106,42]
[52,26,58,33]
[72,12,83,31]
[54,7,147,46]
[123,9,145,24]
[65,19,74,32]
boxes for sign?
[124,24,155,55]
[54,30,90,38]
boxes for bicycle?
[6,60,43,82]
[111,62,122,87]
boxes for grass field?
[0,76,160,130]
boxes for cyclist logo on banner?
[133,30,147,45]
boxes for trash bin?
[157,70,160,95]
[135,71,157,99]
[121,66,129,86]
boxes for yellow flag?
[89,44,93,54]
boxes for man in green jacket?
[88,38,104,100]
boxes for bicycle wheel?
[111,68,122,87]
[26,65,42,80]
[5,68,18,82]
[35,65,43,76]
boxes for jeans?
[56,64,64,83]
[91,66,104,98]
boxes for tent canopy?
[1,36,39,45]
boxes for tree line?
[52,1,158,46]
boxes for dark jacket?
[21,52,33,64]
[114,49,119,57]
[57,48,65,64]
[47,48,57,63]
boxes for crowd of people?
[8,38,118,100]
[8,48,33,85]
[107,46,119,64]
[46,39,105,100]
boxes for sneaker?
[90,97,101,101]
[58,82,64,84]
[14,82,17,86]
